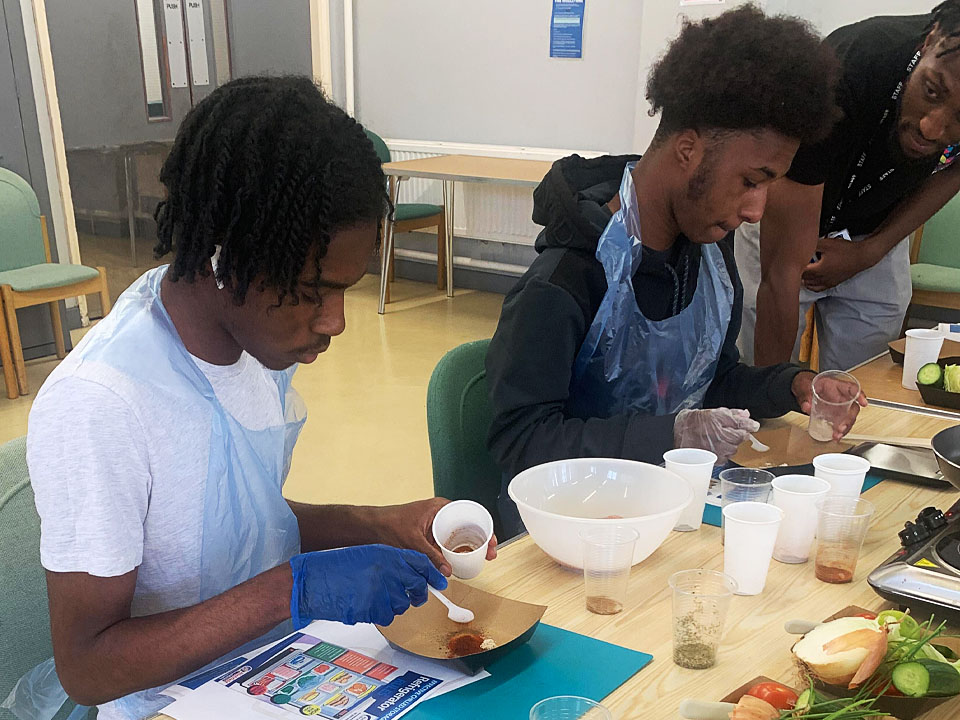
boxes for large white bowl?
[508,458,693,570]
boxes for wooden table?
[851,352,960,419]
[466,404,960,719]
[377,155,553,314]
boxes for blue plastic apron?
[3,266,306,720]
[569,164,734,417]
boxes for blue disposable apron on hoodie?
[569,163,734,417]
[3,266,306,720]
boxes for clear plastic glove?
[673,408,761,464]
[289,544,447,629]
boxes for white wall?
[353,0,646,153]
[765,1,932,35]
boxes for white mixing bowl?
[508,458,693,569]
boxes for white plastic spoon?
[678,699,736,720]
[428,585,475,623]
[749,434,770,452]
[784,618,821,635]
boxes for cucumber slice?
[917,362,944,389]
[892,658,960,698]
[892,661,930,697]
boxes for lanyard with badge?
[824,50,923,235]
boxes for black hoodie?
[485,154,806,480]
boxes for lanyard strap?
[826,49,922,233]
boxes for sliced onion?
[729,695,779,720]
[792,617,884,687]
[848,624,889,688]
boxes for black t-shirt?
[787,13,959,236]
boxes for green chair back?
[426,340,505,540]
[0,167,46,272]
[918,193,960,269]
[0,437,81,718]
[363,129,392,165]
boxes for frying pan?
[932,424,960,490]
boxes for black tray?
[916,356,960,411]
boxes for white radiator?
[384,139,605,246]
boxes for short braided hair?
[929,1,960,57]
[154,76,387,304]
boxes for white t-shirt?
[27,346,284,719]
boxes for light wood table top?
[381,154,553,186]
[470,405,960,719]
[852,353,960,418]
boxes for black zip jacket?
[485,154,806,480]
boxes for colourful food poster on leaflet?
[219,632,442,719]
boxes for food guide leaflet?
[160,620,488,720]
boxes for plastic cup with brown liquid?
[431,500,493,579]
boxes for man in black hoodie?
[486,7,865,533]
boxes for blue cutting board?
[406,624,652,719]
[702,469,884,527]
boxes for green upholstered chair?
[0,436,84,719]
[906,194,960,324]
[426,340,506,541]
[0,167,111,399]
[363,130,446,303]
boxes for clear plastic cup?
[722,502,783,595]
[902,328,944,390]
[813,453,870,497]
[580,526,639,615]
[814,496,875,584]
[529,696,613,720]
[808,370,861,442]
[669,569,737,670]
[431,500,494,579]
[719,468,774,544]
[665,448,718,532]
[771,475,831,564]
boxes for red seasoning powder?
[446,632,486,657]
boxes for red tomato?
[746,682,799,710]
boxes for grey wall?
[353,0,644,152]
[226,0,312,78]
[766,0,932,34]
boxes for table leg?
[378,175,400,315]
[442,180,455,298]
[124,152,137,267]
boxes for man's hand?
[801,236,882,292]
[372,498,498,576]
[791,371,867,440]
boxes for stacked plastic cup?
[771,475,831,564]
[722,502,784,595]
[719,468,774,544]
[665,449,717,532]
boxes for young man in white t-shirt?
[25,76,496,720]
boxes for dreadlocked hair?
[929,1,960,57]
[154,75,388,305]
[646,4,839,146]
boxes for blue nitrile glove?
[289,544,447,629]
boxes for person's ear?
[672,129,704,173]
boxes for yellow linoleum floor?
[0,273,505,506]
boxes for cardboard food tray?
[888,339,960,365]
[376,579,546,676]
[799,605,960,719]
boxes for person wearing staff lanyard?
[737,2,960,371]
[484,7,866,538]
[8,78,496,720]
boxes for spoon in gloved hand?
[428,585,475,623]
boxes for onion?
[730,695,779,720]
[848,623,889,688]
[792,617,885,686]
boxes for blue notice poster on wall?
[550,0,585,59]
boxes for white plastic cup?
[664,449,717,532]
[771,475,831,564]
[813,453,871,498]
[431,500,493,580]
[902,328,944,390]
[722,501,784,595]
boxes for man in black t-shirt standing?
[736,3,960,371]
